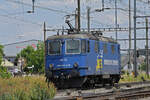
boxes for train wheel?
[102,79,106,87]
[110,76,120,86]
[110,77,116,86]
[81,78,96,89]
[55,77,87,89]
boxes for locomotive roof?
[47,34,117,43]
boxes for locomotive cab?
[45,37,90,88]
[46,39,88,72]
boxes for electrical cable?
[0,12,43,27]
[6,0,71,14]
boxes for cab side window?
[81,40,86,53]
[103,43,107,54]
[87,40,90,53]
[95,41,99,53]
[118,45,120,54]
[111,45,115,54]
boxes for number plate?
[102,74,110,79]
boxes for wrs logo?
[16,44,36,49]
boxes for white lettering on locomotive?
[104,60,119,66]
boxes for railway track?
[54,81,150,100]
[73,86,150,100]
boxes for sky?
[0,0,150,50]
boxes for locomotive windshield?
[66,40,80,54]
[48,40,61,55]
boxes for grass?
[119,71,150,83]
[1,71,149,100]
[0,75,56,100]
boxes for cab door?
[86,40,98,75]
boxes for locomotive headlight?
[49,64,53,68]
[73,62,78,69]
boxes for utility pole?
[102,0,104,9]
[62,26,64,35]
[87,7,90,32]
[134,0,137,77]
[132,15,150,77]
[145,18,149,77]
[44,22,46,70]
[27,0,35,13]
[128,0,132,71]
[32,0,35,13]
[115,0,118,41]
[77,0,81,32]
[75,8,78,30]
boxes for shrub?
[0,93,12,100]
[120,72,150,83]
[0,45,3,65]
[30,81,55,100]
[139,62,146,71]
[0,76,56,100]
[0,66,12,79]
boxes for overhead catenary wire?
[4,0,150,22]
[137,0,150,4]
[6,0,71,14]
[0,11,27,16]
[2,0,148,28]
[0,7,57,28]
[0,9,42,26]
[2,0,150,32]
[4,0,146,28]
[120,0,150,15]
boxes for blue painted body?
[45,38,121,77]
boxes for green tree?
[0,45,4,65]
[139,62,146,71]
[16,42,44,73]
[0,66,11,78]
[32,42,44,73]
[0,44,11,78]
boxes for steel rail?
[54,81,150,100]
[66,86,150,100]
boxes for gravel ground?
[139,97,150,100]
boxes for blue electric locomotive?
[45,33,121,88]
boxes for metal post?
[62,26,64,35]
[87,7,90,32]
[146,18,149,77]
[75,8,78,30]
[115,0,118,41]
[77,0,80,32]
[44,22,46,71]
[134,0,137,77]
[102,0,104,9]
[57,30,59,35]
[20,50,22,73]
[32,0,35,13]
[128,0,131,70]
